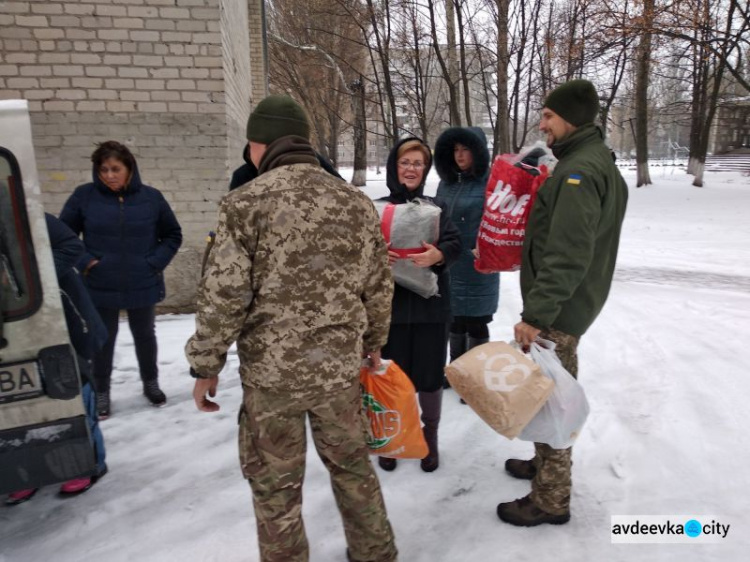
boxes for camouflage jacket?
[185,160,393,395]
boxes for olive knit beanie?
[246,95,310,144]
[543,80,600,126]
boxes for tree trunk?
[427,0,461,128]
[494,0,510,154]
[634,0,653,187]
[445,0,461,126]
[455,0,472,126]
[351,77,367,186]
[365,0,399,144]
[691,0,737,187]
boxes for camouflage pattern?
[530,328,580,515]
[240,383,398,562]
[185,163,393,395]
[185,159,397,560]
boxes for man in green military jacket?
[497,80,628,526]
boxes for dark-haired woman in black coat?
[60,141,182,419]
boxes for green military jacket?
[185,162,393,395]
[520,124,628,337]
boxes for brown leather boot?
[505,458,536,480]
[496,494,570,526]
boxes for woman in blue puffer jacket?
[60,141,182,419]
[435,127,499,382]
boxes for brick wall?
[220,0,250,168]
[247,0,266,106]
[0,0,267,310]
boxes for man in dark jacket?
[229,143,343,191]
[497,80,628,526]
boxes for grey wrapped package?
[375,198,441,298]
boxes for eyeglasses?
[397,160,425,170]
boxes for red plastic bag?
[474,156,548,272]
[360,361,428,459]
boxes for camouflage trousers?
[239,383,398,562]
[529,328,580,515]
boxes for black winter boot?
[445,332,468,388]
[467,335,489,350]
[96,391,111,420]
[458,336,490,404]
[419,389,442,472]
[143,379,167,407]
[497,494,570,526]
[378,457,397,471]
[449,332,468,362]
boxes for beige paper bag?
[444,341,554,439]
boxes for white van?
[0,100,96,494]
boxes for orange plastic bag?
[360,361,428,459]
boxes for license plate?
[0,360,43,403]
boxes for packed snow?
[2,166,749,562]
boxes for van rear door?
[0,100,96,494]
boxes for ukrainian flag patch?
[567,174,582,185]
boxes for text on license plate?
[0,361,43,403]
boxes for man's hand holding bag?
[444,341,554,439]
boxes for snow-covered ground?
[2,167,749,562]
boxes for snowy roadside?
[1,170,749,562]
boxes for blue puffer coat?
[434,127,499,317]
[59,162,182,310]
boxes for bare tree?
[426,0,463,126]
[268,0,372,182]
[494,0,511,153]
[350,77,368,185]
[634,0,654,186]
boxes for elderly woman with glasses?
[376,137,461,473]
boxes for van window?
[0,147,42,323]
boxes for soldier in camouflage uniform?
[185,95,398,562]
[498,80,628,526]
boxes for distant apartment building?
[711,96,750,154]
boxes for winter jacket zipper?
[119,194,127,300]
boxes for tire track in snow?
[615,266,750,294]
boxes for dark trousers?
[450,315,491,339]
[94,306,158,393]
[382,323,449,392]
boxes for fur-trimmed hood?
[433,126,490,183]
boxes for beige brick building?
[0,0,268,310]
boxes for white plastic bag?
[518,339,589,449]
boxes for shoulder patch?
[566,174,582,185]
